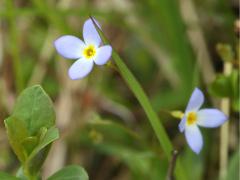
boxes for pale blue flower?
[179,88,228,154]
[54,18,112,80]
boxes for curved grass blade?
[90,17,187,180]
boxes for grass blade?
[90,17,187,180]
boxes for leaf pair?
[4,85,59,178]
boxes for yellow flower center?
[83,45,96,59]
[187,112,197,125]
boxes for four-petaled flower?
[54,18,112,80]
[179,88,228,154]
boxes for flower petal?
[184,125,203,154]
[186,88,204,112]
[197,109,228,128]
[83,18,101,47]
[68,58,94,80]
[178,116,187,132]
[94,45,112,65]
[54,35,85,59]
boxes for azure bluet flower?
[54,18,112,80]
[179,88,228,154]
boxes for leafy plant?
[3,85,88,180]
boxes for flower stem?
[113,47,186,180]
[23,166,38,180]
[219,61,232,180]
[112,50,173,155]
[166,150,179,180]
[90,17,187,180]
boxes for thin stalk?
[90,17,187,180]
[166,150,179,180]
[23,166,38,180]
[219,61,232,180]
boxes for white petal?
[186,88,204,112]
[178,116,187,133]
[68,58,94,80]
[184,125,203,154]
[94,45,112,65]
[54,35,85,59]
[83,18,101,47]
[197,109,228,128]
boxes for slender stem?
[219,61,232,180]
[166,150,179,180]
[23,166,38,180]
[112,50,173,156]
[90,17,187,180]
[112,50,186,180]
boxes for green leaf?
[4,116,29,162]
[26,144,51,178]
[47,165,89,180]
[0,172,20,180]
[111,50,174,155]
[4,85,58,178]
[4,85,57,160]
[209,74,232,97]
[90,16,172,159]
[11,85,55,135]
[209,70,239,112]
[21,137,38,156]
[90,17,186,180]
[29,127,59,159]
[226,150,239,180]
[26,127,59,176]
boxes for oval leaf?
[12,85,55,135]
[4,117,29,162]
[47,165,89,180]
[209,74,232,97]
[26,127,59,176]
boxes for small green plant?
[1,85,88,180]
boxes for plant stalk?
[219,61,232,180]
[90,17,187,180]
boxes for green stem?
[90,17,187,180]
[219,61,232,180]
[23,166,38,180]
[112,50,173,156]
[112,50,186,180]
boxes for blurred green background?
[0,0,239,180]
